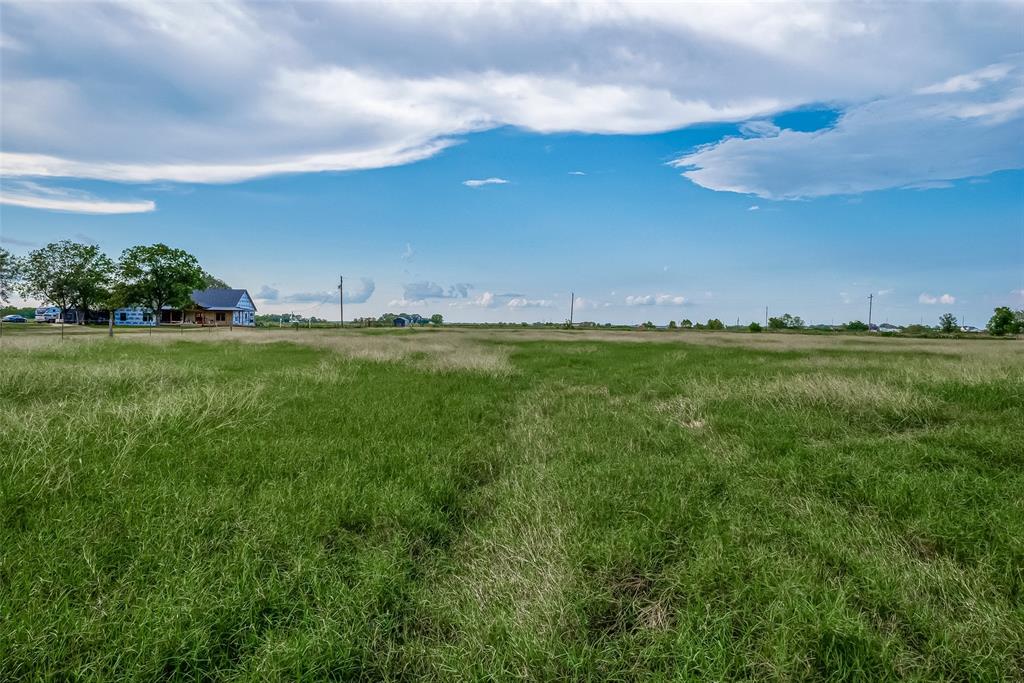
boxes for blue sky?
[1,2,1022,325]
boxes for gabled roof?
[190,288,257,311]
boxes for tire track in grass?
[408,384,582,678]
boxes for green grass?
[2,328,1022,680]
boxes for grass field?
[2,326,1022,680]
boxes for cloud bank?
[1,1,1020,196]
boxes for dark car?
[1,314,28,323]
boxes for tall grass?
[1,331,1021,679]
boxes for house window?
[119,312,127,322]
[216,312,226,322]
[143,313,152,322]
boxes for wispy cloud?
[674,59,1024,199]
[401,242,415,261]
[568,171,586,176]
[747,205,760,211]
[0,235,37,247]
[462,177,509,188]
[0,181,155,214]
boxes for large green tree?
[18,241,112,321]
[201,271,230,289]
[0,247,19,304]
[986,306,1020,336]
[118,244,205,317]
[939,312,958,334]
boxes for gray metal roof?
[190,288,255,311]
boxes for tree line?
[0,241,225,325]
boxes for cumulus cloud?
[625,294,689,306]
[0,180,154,214]
[1,2,1021,188]
[254,285,279,301]
[462,177,509,188]
[674,59,1024,198]
[403,281,472,300]
[280,277,375,304]
[919,292,956,305]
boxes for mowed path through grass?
[1,329,1022,680]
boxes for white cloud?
[507,297,554,308]
[462,177,509,188]
[917,63,1014,95]
[0,180,154,213]
[568,171,587,176]
[403,281,472,299]
[919,292,956,305]
[747,205,760,211]
[1,2,1021,186]
[1010,289,1024,302]
[388,298,427,308]
[401,242,415,261]
[674,58,1024,199]
[739,120,780,138]
[625,293,688,306]
[282,277,375,304]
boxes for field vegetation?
[2,326,1022,680]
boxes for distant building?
[878,323,902,333]
[393,313,429,327]
[167,288,257,326]
[116,288,257,327]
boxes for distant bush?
[845,320,869,331]
[680,319,693,329]
[707,318,724,330]
[939,312,958,334]
[668,320,677,329]
[748,322,762,332]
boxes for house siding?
[114,307,156,326]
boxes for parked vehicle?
[34,306,61,323]
[1,314,27,323]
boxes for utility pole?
[765,306,768,327]
[569,291,575,327]
[342,276,350,331]
[868,293,874,329]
